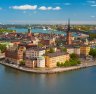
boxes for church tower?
[66,19,72,45]
[27,26,32,37]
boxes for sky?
[0,0,96,24]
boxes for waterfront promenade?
[0,60,96,74]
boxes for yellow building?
[80,45,90,57]
[45,52,70,68]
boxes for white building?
[37,56,45,68]
[26,48,45,68]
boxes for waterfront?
[1,60,96,73]
[9,28,65,34]
[8,28,78,36]
[0,64,96,94]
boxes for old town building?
[66,19,72,45]
[25,47,45,68]
[45,52,70,68]
[80,45,90,57]
[5,46,25,64]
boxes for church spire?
[67,19,70,32]
[66,19,72,45]
[27,25,32,37]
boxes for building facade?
[5,46,24,64]
[45,52,70,68]
[80,45,90,57]
[25,48,45,68]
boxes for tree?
[63,61,70,67]
[70,53,78,60]
[48,48,55,53]
[89,34,96,40]
[19,60,25,66]
[57,62,61,67]
[61,47,67,52]
[0,29,14,33]
[38,43,44,47]
[0,44,6,53]
[89,48,96,59]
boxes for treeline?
[0,29,14,33]
[89,34,96,40]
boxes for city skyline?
[0,0,96,24]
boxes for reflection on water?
[0,65,96,94]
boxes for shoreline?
[0,61,96,74]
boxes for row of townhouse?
[5,46,70,68]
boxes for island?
[0,21,96,74]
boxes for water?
[0,65,96,94]
[9,28,65,35]
[8,28,78,36]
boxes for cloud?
[87,0,96,4]
[91,15,96,18]
[39,6,61,10]
[38,6,53,10]
[91,4,96,6]
[47,7,53,10]
[0,7,2,10]
[64,3,71,5]
[53,7,61,10]
[11,5,37,10]
[10,5,61,11]
[87,0,96,6]
[38,6,48,10]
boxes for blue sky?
[0,0,96,24]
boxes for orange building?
[80,45,90,57]
[40,37,56,46]
[45,52,70,68]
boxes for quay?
[0,60,96,74]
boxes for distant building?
[80,45,90,57]
[40,37,56,46]
[66,45,80,56]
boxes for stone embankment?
[0,60,96,74]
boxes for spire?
[67,19,70,32]
[28,26,32,33]
[66,19,72,45]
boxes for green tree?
[38,43,44,47]
[19,60,25,66]
[89,34,96,40]
[57,62,61,67]
[0,29,14,33]
[63,60,70,67]
[89,48,96,59]
[70,53,78,60]
[48,48,55,53]
[0,44,6,53]
[61,47,67,52]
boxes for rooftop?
[46,51,69,57]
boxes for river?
[0,65,96,94]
